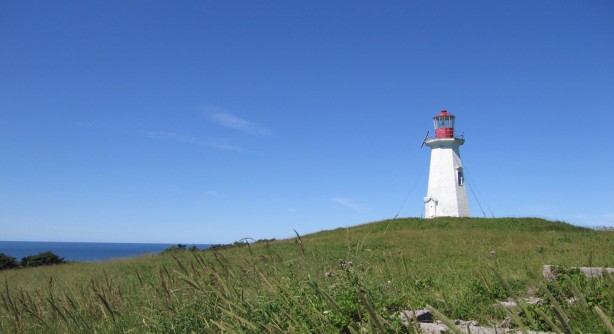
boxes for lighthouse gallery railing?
[425,131,465,140]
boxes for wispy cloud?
[137,130,243,152]
[332,197,363,213]
[206,110,269,135]
[74,121,244,152]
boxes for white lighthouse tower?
[423,110,470,218]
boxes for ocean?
[0,241,211,262]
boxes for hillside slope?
[1,217,613,333]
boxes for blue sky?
[1,1,613,243]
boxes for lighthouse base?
[424,196,469,218]
[424,142,470,219]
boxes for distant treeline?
[0,251,65,270]
[160,239,277,254]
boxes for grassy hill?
[1,217,613,333]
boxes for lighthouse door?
[428,201,437,218]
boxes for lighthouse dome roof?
[434,110,455,118]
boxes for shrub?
[20,251,65,267]
[160,244,202,254]
[207,241,246,251]
[0,253,19,270]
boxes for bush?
[208,241,246,251]
[20,251,65,267]
[160,244,201,254]
[0,253,19,270]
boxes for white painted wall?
[424,138,470,218]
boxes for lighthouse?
[423,110,470,218]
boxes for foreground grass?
[1,217,613,333]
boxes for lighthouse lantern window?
[435,117,445,129]
[434,116,455,129]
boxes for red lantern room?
[433,110,455,139]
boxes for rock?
[498,300,518,308]
[402,309,549,334]
[419,322,548,334]
[527,286,539,297]
[543,265,556,282]
[416,323,447,334]
[401,309,433,324]
[499,316,513,328]
[579,266,614,278]
[543,265,614,281]
[497,297,542,308]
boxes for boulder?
[543,265,614,282]
[401,309,433,324]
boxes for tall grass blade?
[357,289,385,333]
[316,287,341,313]
[543,287,570,324]
[161,264,172,282]
[293,229,305,259]
[218,306,258,331]
[103,270,113,293]
[500,304,529,334]
[563,276,589,309]
[135,270,143,286]
[192,251,207,268]
[426,304,464,334]
[401,254,409,276]
[3,279,17,316]
[171,254,189,276]
[177,272,203,291]
[190,262,201,277]
[157,268,171,300]
[239,238,254,256]
[551,304,572,334]
[46,297,69,325]
[535,308,562,333]
[492,267,539,330]
[212,271,230,297]
[65,294,89,328]
[347,324,361,334]
[20,302,47,327]
[594,306,614,334]
[211,319,233,331]
[356,232,371,257]
[263,323,286,334]
[61,304,83,331]
[95,292,117,323]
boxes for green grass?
[1,217,613,333]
